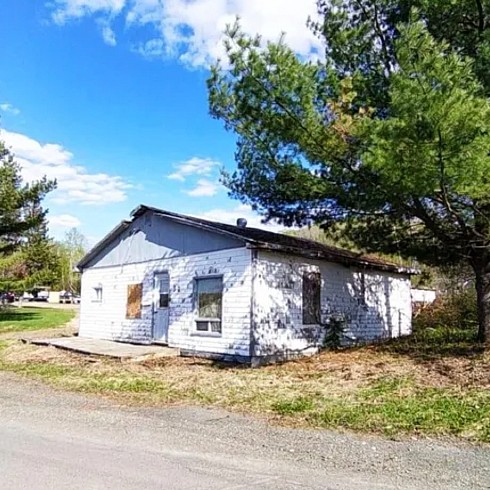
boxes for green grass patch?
[272,396,315,415]
[316,377,490,442]
[0,307,75,334]
[78,375,169,394]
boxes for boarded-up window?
[126,283,142,319]
[303,272,321,325]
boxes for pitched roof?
[78,204,417,275]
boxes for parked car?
[36,290,49,302]
[22,292,34,302]
[59,291,71,304]
[59,291,80,304]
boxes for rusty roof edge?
[246,243,419,275]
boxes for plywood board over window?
[303,272,321,325]
[126,283,143,319]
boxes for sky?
[0,0,320,244]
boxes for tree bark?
[473,257,490,345]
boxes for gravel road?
[0,371,489,489]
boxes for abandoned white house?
[77,205,415,364]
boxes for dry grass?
[1,332,490,442]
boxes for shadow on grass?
[374,326,484,360]
[0,311,39,322]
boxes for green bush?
[414,289,477,332]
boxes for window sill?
[190,331,222,338]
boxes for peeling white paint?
[252,251,412,357]
[79,245,412,362]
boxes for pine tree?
[208,2,490,344]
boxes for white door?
[153,272,169,343]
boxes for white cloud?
[49,214,82,229]
[167,157,220,181]
[185,178,219,197]
[0,103,20,115]
[50,0,126,24]
[194,204,284,232]
[46,0,321,67]
[1,129,132,206]
[101,23,117,46]
[133,38,165,58]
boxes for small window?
[154,272,169,308]
[157,277,169,308]
[303,272,321,325]
[93,284,103,302]
[159,293,169,308]
[195,277,223,334]
[126,283,143,319]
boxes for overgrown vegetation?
[415,290,477,332]
[0,313,488,442]
[0,307,75,334]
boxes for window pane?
[197,277,222,294]
[159,277,168,293]
[199,293,222,318]
[159,293,169,308]
[210,321,222,333]
[303,272,321,324]
[196,277,223,319]
[196,320,209,331]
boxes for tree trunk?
[473,258,490,345]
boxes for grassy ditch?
[0,324,489,443]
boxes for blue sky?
[0,0,319,243]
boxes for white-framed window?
[194,276,223,334]
[93,284,103,302]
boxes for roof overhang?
[77,204,419,276]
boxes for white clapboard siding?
[79,247,253,357]
[252,251,412,356]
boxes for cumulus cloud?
[0,103,20,115]
[1,129,132,206]
[46,0,321,67]
[49,214,82,229]
[194,204,284,232]
[167,157,220,181]
[185,178,219,197]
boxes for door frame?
[152,270,170,343]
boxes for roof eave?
[247,243,419,275]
